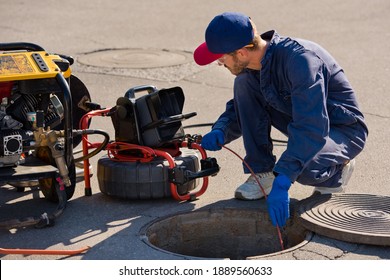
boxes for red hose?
[106,142,157,162]
[220,144,285,251]
[0,246,90,256]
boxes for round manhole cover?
[78,48,192,69]
[140,208,312,260]
[298,193,390,246]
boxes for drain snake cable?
[183,123,288,144]
[219,144,285,251]
[184,123,286,250]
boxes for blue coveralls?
[212,30,368,188]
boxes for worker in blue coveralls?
[194,12,368,227]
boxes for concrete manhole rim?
[139,207,313,260]
[77,47,193,69]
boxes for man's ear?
[236,48,249,59]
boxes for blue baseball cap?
[194,12,254,66]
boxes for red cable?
[0,246,90,256]
[220,144,285,251]
[105,142,157,162]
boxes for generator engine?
[0,128,34,167]
[0,42,95,206]
[0,86,64,167]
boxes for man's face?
[217,52,249,76]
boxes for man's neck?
[247,39,269,70]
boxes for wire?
[105,142,157,162]
[219,144,285,251]
[220,145,268,198]
[73,129,110,162]
[0,177,67,230]
[183,123,214,129]
[0,246,90,256]
[183,123,288,144]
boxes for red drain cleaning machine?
[82,86,220,201]
[0,42,219,230]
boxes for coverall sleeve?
[212,99,242,144]
[273,51,329,182]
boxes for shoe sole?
[234,192,264,200]
[234,188,271,200]
[313,186,344,195]
[313,159,356,195]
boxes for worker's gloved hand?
[267,174,291,227]
[201,129,225,151]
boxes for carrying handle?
[174,158,220,183]
[124,85,158,99]
[141,112,197,131]
[0,42,74,66]
[0,42,45,52]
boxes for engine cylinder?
[0,129,33,166]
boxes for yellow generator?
[0,42,93,221]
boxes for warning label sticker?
[0,54,34,75]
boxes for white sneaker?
[235,172,275,200]
[313,159,356,194]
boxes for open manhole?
[78,48,192,69]
[140,208,312,259]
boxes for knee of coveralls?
[295,121,367,188]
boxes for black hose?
[183,123,215,129]
[0,177,68,230]
[72,129,110,162]
[183,122,288,144]
[272,138,288,144]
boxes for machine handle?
[184,167,220,181]
[141,112,197,131]
[57,54,74,65]
[124,85,158,99]
[169,157,220,185]
[0,42,45,51]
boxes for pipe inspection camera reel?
[94,85,220,201]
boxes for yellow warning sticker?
[0,54,34,75]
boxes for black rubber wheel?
[55,74,92,148]
[97,149,200,199]
[68,75,92,148]
[36,147,76,202]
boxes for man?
[194,12,368,227]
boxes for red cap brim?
[194,42,223,66]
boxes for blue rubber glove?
[267,174,291,227]
[201,129,225,151]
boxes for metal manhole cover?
[78,48,192,69]
[298,193,390,246]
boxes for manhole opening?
[141,208,311,259]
